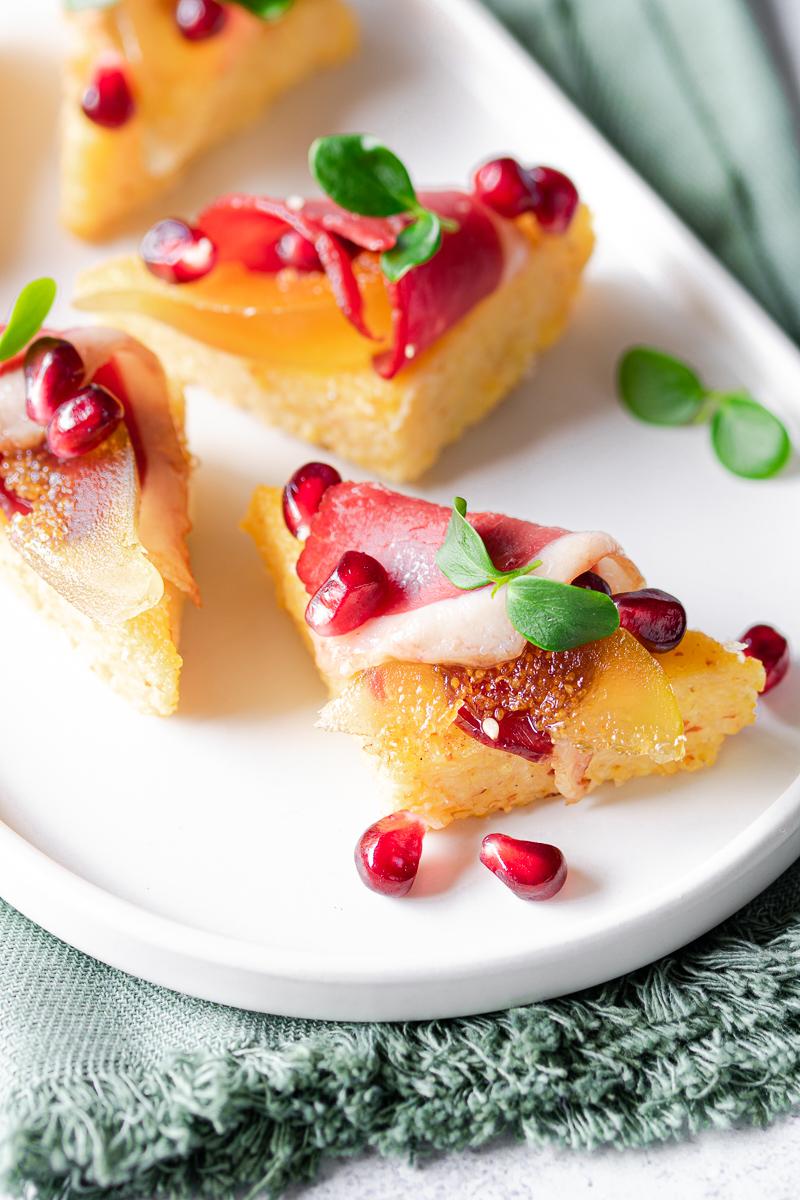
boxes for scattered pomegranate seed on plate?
[24,337,85,426]
[282,461,341,539]
[355,811,426,897]
[741,624,790,694]
[480,833,567,901]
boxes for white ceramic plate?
[1,0,799,1022]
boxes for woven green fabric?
[3,1,800,1196]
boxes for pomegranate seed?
[480,833,567,901]
[141,219,217,284]
[527,167,579,233]
[282,461,341,539]
[276,231,322,272]
[741,623,790,694]
[23,337,85,426]
[175,0,227,40]
[572,570,612,596]
[355,811,425,897]
[305,550,392,636]
[454,706,553,762]
[613,588,687,653]
[81,64,135,129]
[46,384,124,461]
[472,156,536,219]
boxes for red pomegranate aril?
[455,706,553,763]
[613,588,687,654]
[472,156,536,219]
[141,218,217,284]
[305,550,392,637]
[741,623,790,694]
[572,570,612,596]
[81,64,135,129]
[275,231,322,272]
[24,337,85,426]
[282,461,341,539]
[528,166,579,233]
[355,811,426,897]
[175,0,227,40]
[46,384,124,461]
[480,833,567,901]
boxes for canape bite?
[244,469,764,827]
[75,148,593,480]
[61,0,358,239]
[0,326,197,715]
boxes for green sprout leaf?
[309,134,457,280]
[506,575,620,652]
[436,497,501,590]
[310,134,418,217]
[618,346,705,426]
[710,392,791,480]
[228,0,293,16]
[381,210,443,283]
[0,278,57,363]
[436,497,618,651]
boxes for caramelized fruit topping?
[283,461,341,539]
[480,833,567,900]
[355,811,426,897]
[305,550,391,636]
[24,337,85,426]
[741,623,790,694]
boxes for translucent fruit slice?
[324,628,685,766]
[3,429,163,626]
[75,256,393,371]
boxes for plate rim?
[0,0,799,1019]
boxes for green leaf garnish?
[0,278,57,363]
[710,392,791,480]
[228,0,294,18]
[618,347,705,425]
[436,497,619,652]
[506,575,620,652]
[309,134,457,280]
[617,345,792,480]
[381,211,443,283]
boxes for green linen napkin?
[3,1,800,1196]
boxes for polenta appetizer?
[0,282,196,715]
[61,0,358,238]
[75,136,594,480]
[244,463,778,898]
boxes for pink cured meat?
[195,190,505,378]
[296,482,567,616]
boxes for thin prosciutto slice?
[196,191,507,379]
[296,482,644,676]
[0,327,196,624]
